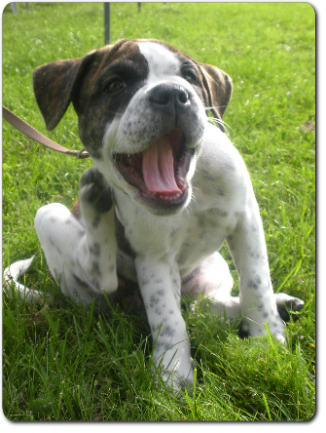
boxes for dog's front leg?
[227,190,286,343]
[135,255,194,389]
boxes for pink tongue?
[142,136,181,194]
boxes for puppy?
[5,39,304,389]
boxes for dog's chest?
[176,205,236,272]
[115,186,237,273]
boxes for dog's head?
[33,39,232,215]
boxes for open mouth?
[114,129,194,205]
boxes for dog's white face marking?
[138,42,180,82]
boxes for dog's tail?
[4,256,43,303]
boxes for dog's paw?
[156,360,196,393]
[79,167,113,213]
[240,312,286,344]
[162,371,193,394]
[275,293,304,322]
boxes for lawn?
[2,2,315,421]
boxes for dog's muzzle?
[112,82,204,212]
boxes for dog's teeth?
[154,191,182,201]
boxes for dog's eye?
[105,78,125,94]
[183,70,197,84]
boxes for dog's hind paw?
[79,167,113,214]
[275,293,305,322]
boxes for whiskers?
[205,106,233,135]
[187,186,199,212]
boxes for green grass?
[2,2,315,421]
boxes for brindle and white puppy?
[5,39,304,389]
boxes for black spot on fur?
[140,278,150,286]
[90,242,101,256]
[217,188,225,196]
[248,279,259,290]
[149,294,160,308]
[73,273,90,290]
[92,215,101,229]
[91,261,101,276]
[247,276,262,290]
[160,325,175,337]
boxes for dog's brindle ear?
[198,63,233,129]
[33,51,96,131]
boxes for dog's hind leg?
[34,167,118,305]
[182,252,241,318]
[183,253,305,329]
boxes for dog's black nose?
[149,84,189,113]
